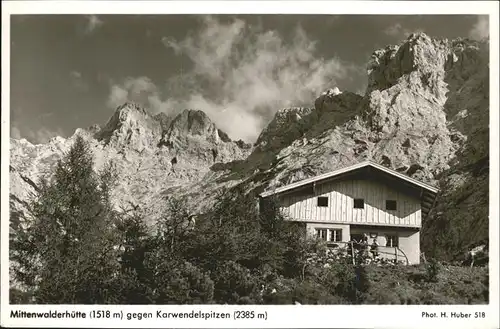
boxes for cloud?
[30,127,65,144]
[107,85,129,108]
[384,23,425,39]
[84,15,103,34]
[469,16,489,40]
[162,17,355,141]
[39,112,54,120]
[384,23,403,37]
[97,72,110,84]
[70,70,82,79]
[11,124,64,144]
[107,17,356,141]
[151,16,351,141]
[11,126,22,139]
[70,70,89,92]
[106,76,171,113]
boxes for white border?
[0,1,498,15]
[1,1,499,329]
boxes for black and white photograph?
[1,1,499,328]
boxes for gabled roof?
[259,160,438,198]
[259,160,439,219]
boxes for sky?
[10,14,489,143]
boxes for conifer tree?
[114,210,154,304]
[11,135,121,303]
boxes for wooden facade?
[278,179,422,227]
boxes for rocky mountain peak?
[367,32,450,95]
[170,109,216,137]
[254,87,364,155]
[154,112,174,131]
[160,109,241,150]
[117,101,149,115]
[244,33,488,195]
[95,102,161,152]
[254,107,313,152]
[103,102,153,132]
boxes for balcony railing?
[324,241,410,265]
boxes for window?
[315,228,328,241]
[386,200,397,211]
[354,198,365,209]
[317,196,329,207]
[386,235,399,248]
[316,228,342,242]
[329,229,342,242]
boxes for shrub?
[211,261,262,304]
[114,212,154,304]
[156,197,194,255]
[290,280,344,304]
[262,278,344,305]
[354,265,370,300]
[145,256,214,304]
[426,258,441,282]
[310,253,371,304]
[419,289,455,304]
[10,288,33,304]
[186,188,262,271]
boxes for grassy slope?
[364,264,488,304]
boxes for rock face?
[97,102,163,152]
[10,33,489,259]
[10,102,252,226]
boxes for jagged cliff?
[10,33,489,259]
[10,102,252,228]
